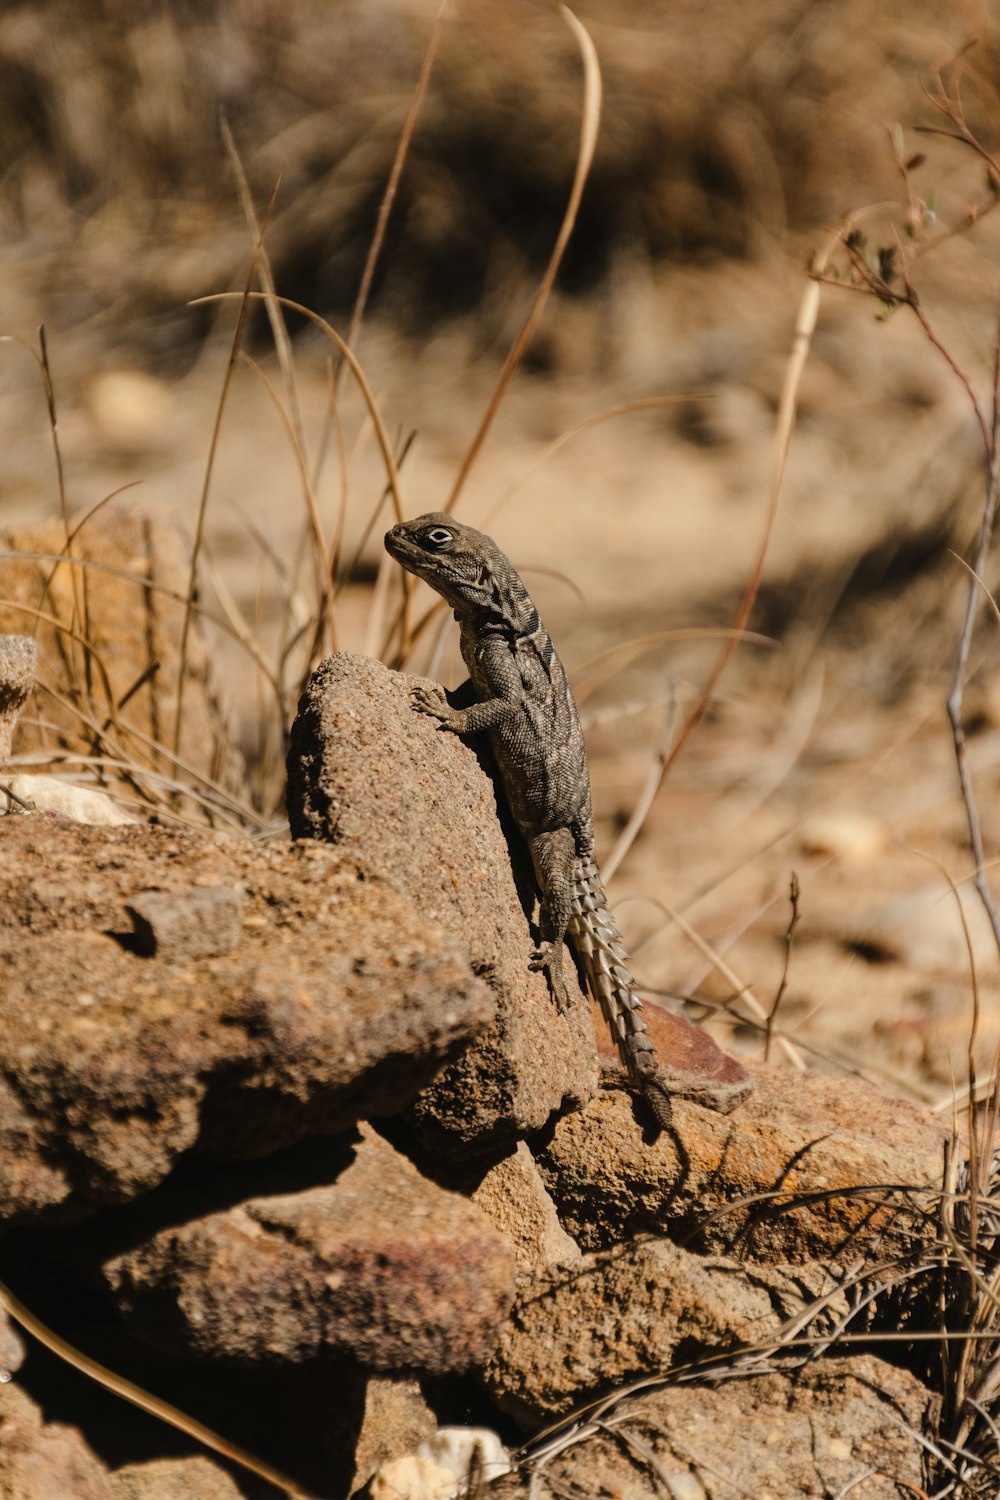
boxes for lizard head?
[384,512,500,612]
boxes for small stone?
[372,1455,457,1500]
[797,811,888,862]
[126,887,244,961]
[110,1455,243,1499]
[851,882,998,972]
[372,1428,510,1500]
[85,371,174,455]
[3,775,137,826]
[416,1429,510,1485]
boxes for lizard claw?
[411,685,457,728]
[530,941,571,1012]
[528,940,552,972]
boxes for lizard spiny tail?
[570,853,673,1128]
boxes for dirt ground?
[4,0,1000,1118]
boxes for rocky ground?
[0,614,969,1497]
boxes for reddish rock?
[593,994,753,1112]
[102,1126,516,1375]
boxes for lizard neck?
[453,564,541,642]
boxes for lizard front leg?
[412,638,524,735]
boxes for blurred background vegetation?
[1,0,997,369]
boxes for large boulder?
[0,816,493,1226]
[286,652,599,1149]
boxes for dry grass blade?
[222,120,306,462]
[655,230,833,791]
[765,873,800,1064]
[0,550,283,698]
[945,330,1000,957]
[36,328,74,613]
[32,679,264,829]
[172,179,281,761]
[574,627,774,705]
[192,293,405,526]
[224,124,339,667]
[445,0,602,512]
[631,890,807,1070]
[239,350,330,631]
[601,682,677,884]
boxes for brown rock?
[0,504,243,814]
[102,1126,515,1375]
[489,1355,931,1498]
[110,1456,243,1500]
[535,1069,945,1261]
[286,652,599,1149]
[0,817,494,1226]
[0,1310,24,1376]
[472,1142,581,1272]
[0,1381,113,1500]
[484,1237,848,1422]
[126,886,244,961]
[351,1379,437,1496]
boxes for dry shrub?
[0,0,996,366]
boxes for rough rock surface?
[110,1456,243,1500]
[0,1310,24,1376]
[484,1236,851,1422]
[350,1379,438,1497]
[535,1069,946,1261]
[0,1382,113,1500]
[286,651,600,1148]
[471,1141,581,1272]
[490,1356,932,1499]
[0,816,493,1226]
[0,505,244,806]
[101,1126,516,1374]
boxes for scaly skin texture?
[385,512,675,1128]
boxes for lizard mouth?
[383,526,411,564]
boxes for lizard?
[385,511,681,1128]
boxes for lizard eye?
[422,526,454,550]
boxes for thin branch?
[946,326,1000,956]
[765,872,800,1063]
